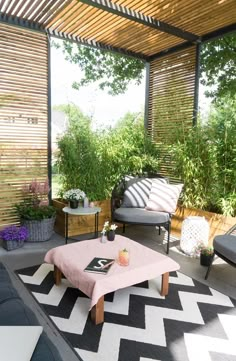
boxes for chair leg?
[205,252,215,280]
[166,222,171,254]
[122,224,126,233]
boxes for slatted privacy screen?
[0,23,48,227]
[147,46,197,180]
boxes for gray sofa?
[111,175,172,253]
[0,262,63,361]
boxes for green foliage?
[201,32,236,101]
[57,42,145,95]
[15,203,56,221]
[200,246,214,257]
[56,106,159,200]
[170,96,236,216]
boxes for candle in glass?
[118,248,129,266]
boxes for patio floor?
[1,225,235,361]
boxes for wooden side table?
[62,206,101,244]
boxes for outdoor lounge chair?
[205,224,236,280]
[111,175,183,254]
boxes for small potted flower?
[0,225,28,251]
[196,242,214,266]
[63,189,86,209]
[102,221,118,241]
[15,179,56,242]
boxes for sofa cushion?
[0,298,39,326]
[122,177,167,208]
[0,286,19,304]
[146,182,183,214]
[214,235,236,263]
[114,207,170,224]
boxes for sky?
[50,41,211,128]
[51,42,146,129]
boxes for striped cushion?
[121,177,167,208]
[146,181,183,213]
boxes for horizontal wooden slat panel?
[0,23,48,228]
[147,46,197,180]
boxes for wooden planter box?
[52,199,111,237]
[171,206,236,246]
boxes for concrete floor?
[1,226,235,361]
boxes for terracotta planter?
[52,198,111,238]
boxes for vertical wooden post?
[91,296,104,325]
[161,272,169,296]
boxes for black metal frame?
[144,62,150,130]
[147,24,236,62]
[47,35,52,203]
[193,43,201,126]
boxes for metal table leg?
[65,212,68,244]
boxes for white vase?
[83,197,89,208]
[100,234,107,243]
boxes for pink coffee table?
[44,235,179,324]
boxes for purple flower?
[0,225,28,242]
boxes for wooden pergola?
[0,0,236,226]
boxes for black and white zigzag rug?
[16,264,236,361]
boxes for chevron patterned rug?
[16,263,236,361]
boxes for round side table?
[180,216,209,256]
[63,206,101,244]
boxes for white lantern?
[180,216,209,256]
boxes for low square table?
[44,235,180,325]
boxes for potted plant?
[198,244,214,266]
[102,221,118,241]
[63,188,86,209]
[15,179,56,242]
[0,225,28,251]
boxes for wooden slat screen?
[0,23,48,227]
[147,46,197,180]
[1,0,236,57]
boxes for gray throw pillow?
[121,177,167,208]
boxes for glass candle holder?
[118,248,129,266]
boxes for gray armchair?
[205,224,236,280]
[111,175,172,254]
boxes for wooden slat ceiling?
[0,0,235,59]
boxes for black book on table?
[84,257,115,274]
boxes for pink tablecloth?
[44,235,180,309]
